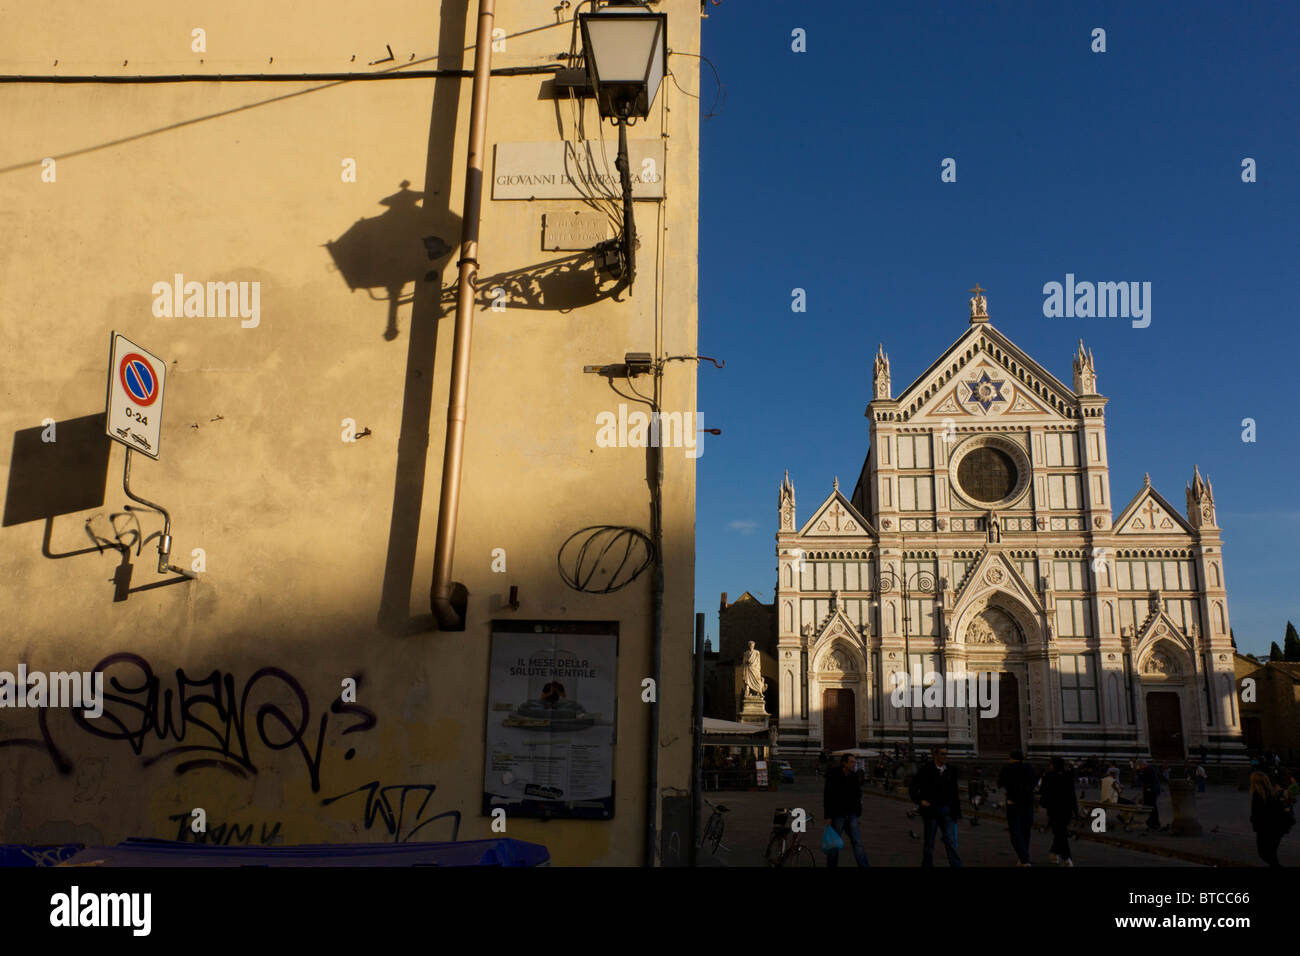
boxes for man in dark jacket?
[1138,759,1162,830]
[1039,756,1078,865]
[823,754,870,867]
[997,750,1038,865]
[909,746,963,867]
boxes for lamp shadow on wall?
[325,180,456,341]
[325,189,620,339]
[450,249,626,313]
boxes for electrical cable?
[666,50,724,118]
[557,526,654,593]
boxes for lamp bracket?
[552,68,593,95]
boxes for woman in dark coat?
[1040,756,1079,866]
[1250,771,1290,867]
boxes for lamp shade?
[579,6,667,119]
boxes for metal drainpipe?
[646,410,664,866]
[431,0,495,630]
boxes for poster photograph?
[483,621,618,819]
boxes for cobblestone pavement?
[1070,778,1299,866]
[696,776,1297,867]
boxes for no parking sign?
[106,332,167,459]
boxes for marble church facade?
[774,291,1244,762]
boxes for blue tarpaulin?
[0,845,84,867]
[4,839,549,867]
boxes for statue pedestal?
[738,695,769,723]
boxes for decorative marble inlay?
[965,371,1007,413]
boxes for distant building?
[773,292,1244,762]
[1235,655,1300,761]
[704,592,777,722]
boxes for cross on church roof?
[968,283,989,322]
[1140,499,1162,529]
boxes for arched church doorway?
[1146,691,1184,760]
[976,671,1021,755]
[823,689,856,751]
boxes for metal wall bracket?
[122,447,199,580]
[551,68,593,95]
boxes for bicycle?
[764,808,817,866]
[699,798,729,854]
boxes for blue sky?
[693,1,1300,656]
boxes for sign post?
[102,331,195,581]
[105,332,166,459]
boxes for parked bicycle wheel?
[789,844,817,866]
[700,815,719,850]
[708,816,724,853]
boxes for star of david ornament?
[965,371,1007,412]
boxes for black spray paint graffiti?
[321,781,461,843]
[0,653,376,792]
[168,814,283,846]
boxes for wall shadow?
[455,249,625,313]
[3,414,111,527]
[372,1,468,635]
[325,180,454,341]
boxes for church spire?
[1073,339,1098,394]
[1186,464,1216,530]
[779,470,796,531]
[873,343,891,400]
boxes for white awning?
[702,718,769,735]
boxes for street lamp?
[578,2,667,286]
[877,556,937,772]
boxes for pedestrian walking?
[822,753,870,867]
[997,750,1038,866]
[1194,762,1208,793]
[1249,771,1292,867]
[968,767,988,825]
[1040,756,1078,866]
[1137,759,1162,830]
[909,746,963,867]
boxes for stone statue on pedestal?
[743,641,766,698]
[738,640,770,722]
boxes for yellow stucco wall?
[0,0,699,865]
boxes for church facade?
[774,291,1244,763]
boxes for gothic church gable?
[810,609,868,661]
[1115,484,1195,537]
[894,325,1076,426]
[799,488,875,538]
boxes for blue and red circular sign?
[119,353,159,406]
